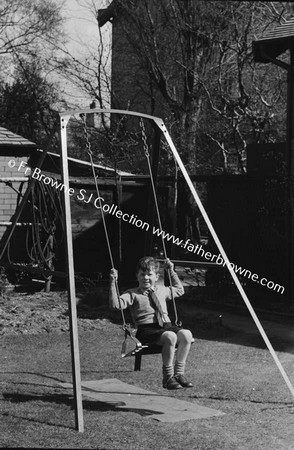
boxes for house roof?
[97,1,116,27]
[0,126,135,176]
[253,17,294,63]
[0,126,37,149]
[34,150,135,178]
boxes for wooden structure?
[0,127,36,241]
[253,17,294,305]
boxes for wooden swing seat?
[133,337,195,371]
[134,343,162,371]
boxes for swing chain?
[140,119,150,158]
[80,113,92,156]
[79,111,146,347]
[140,118,182,327]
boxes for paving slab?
[61,378,225,422]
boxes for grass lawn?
[0,290,294,449]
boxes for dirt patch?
[0,289,113,335]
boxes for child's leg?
[157,331,180,389]
[158,330,177,365]
[174,329,193,387]
[175,329,193,366]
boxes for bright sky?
[58,0,111,107]
[62,0,101,56]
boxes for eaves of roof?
[0,126,37,149]
[253,17,294,63]
[36,149,135,177]
[97,1,116,27]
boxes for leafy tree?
[0,60,60,148]
[0,0,66,146]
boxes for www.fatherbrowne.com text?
[12,161,285,295]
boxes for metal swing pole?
[60,115,84,432]
[156,119,294,400]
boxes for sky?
[58,0,111,107]
[62,0,101,56]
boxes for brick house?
[98,1,172,118]
[0,127,37,242]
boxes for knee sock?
[174,361,185,376]
[162,364,174,381]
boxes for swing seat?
[134,343,163,371]
[133,337,195,371]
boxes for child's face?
[136,268,159,290]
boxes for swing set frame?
[59,108,294,433]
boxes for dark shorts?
[136,322,182,345]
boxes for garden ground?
[0,289,294,449]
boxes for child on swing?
[109,256,193,390]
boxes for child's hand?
[164,258,174,271]
[109,268,118,281]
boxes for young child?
[109,256,193,390]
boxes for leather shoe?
[174,374,194,388]
[163,376,182,390]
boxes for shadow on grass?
[185,320,294,354]
[190,392,294,407]
[2,410,72,430]
[2,391,121,431]
[3,391,164,419]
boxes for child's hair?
[136,256,160,274]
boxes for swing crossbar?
[156,258,220,268]
[60,107,162,122]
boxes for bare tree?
[97,0,294,174]
[200,1,291,173]
[0,0,65,68]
